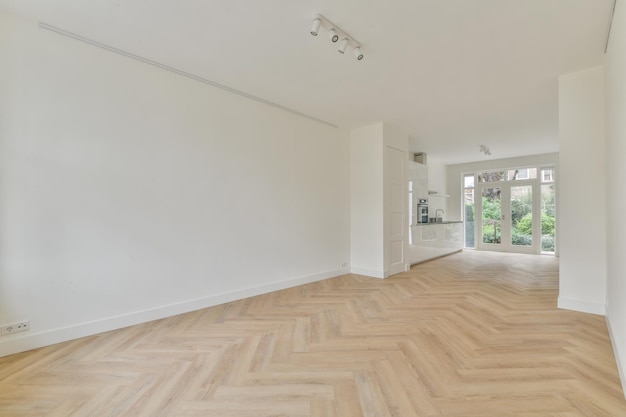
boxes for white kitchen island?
[409,221,464,265]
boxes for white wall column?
[605,0,626,395]
[558,67,606,315]
[350,123,408,278]
[350,124,385,277]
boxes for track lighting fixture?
[328,29,339,43]
[310,18,321,36]
[310,14,364,61]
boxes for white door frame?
[385,145,407,276]
[475,180,540,254]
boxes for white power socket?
[1,320,30,336]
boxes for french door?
[475,181,539,254]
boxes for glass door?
[510,185,533,250]
[480,187,502,247]
[476,182,538,253]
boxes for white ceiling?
[0,0,614,165]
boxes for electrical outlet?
[1,320,30,336]
[1,324,16,335]
[16,320,30,332]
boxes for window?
[477,171,504,183]
[542,168,555,183]
[507,168,537,181]
[464,174,475,248]
[462,165,556,255]
[540,168,556,253]
[408,180,413,245]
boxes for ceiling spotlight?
[338,38,349,54]
[328,29,339,42]
[354,47,364,60]
[311,18,321,36]
[311,14,365,61]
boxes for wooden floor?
[1,251,625,416]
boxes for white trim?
[387,264,405,276]
[409,249,463,266]
[38,22,337,129]
[475,180,541,254]
[0,268,348,358]
[350,267,386,279]
[606,314,626,400]
[557,296,606,316]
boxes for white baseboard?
[0,268,348,358]
[349,267,386,279]
[557,296,606,316]
[605,314,626,400]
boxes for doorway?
[476,182,537,253]
[465,167,556,255]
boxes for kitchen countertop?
[413,220,463,226]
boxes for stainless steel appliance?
[417,199,429,224]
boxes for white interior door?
[385,146,406,276]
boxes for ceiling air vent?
[413,152,427,164]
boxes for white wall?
[605,0,626,392]
[349,123,408,278]
[426,158,448,220]
[558,67,606,316]
[350,123,384,277]
[0,11,350,356]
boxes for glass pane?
[541,183,556,252]
[464,174,475,188]
[464,189,475,248]
[541,168,555,183]
[477,171,504,183]
[408,181,413,244]
[482,188,501,244]
[511,185,532,247]
[507,168,537,181]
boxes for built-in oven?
[417,199,429,224]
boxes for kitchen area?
[408,154,463,265]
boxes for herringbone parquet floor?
[1,251,625,416]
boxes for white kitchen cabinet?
[409,221,463,264]
[409,161,429,201]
